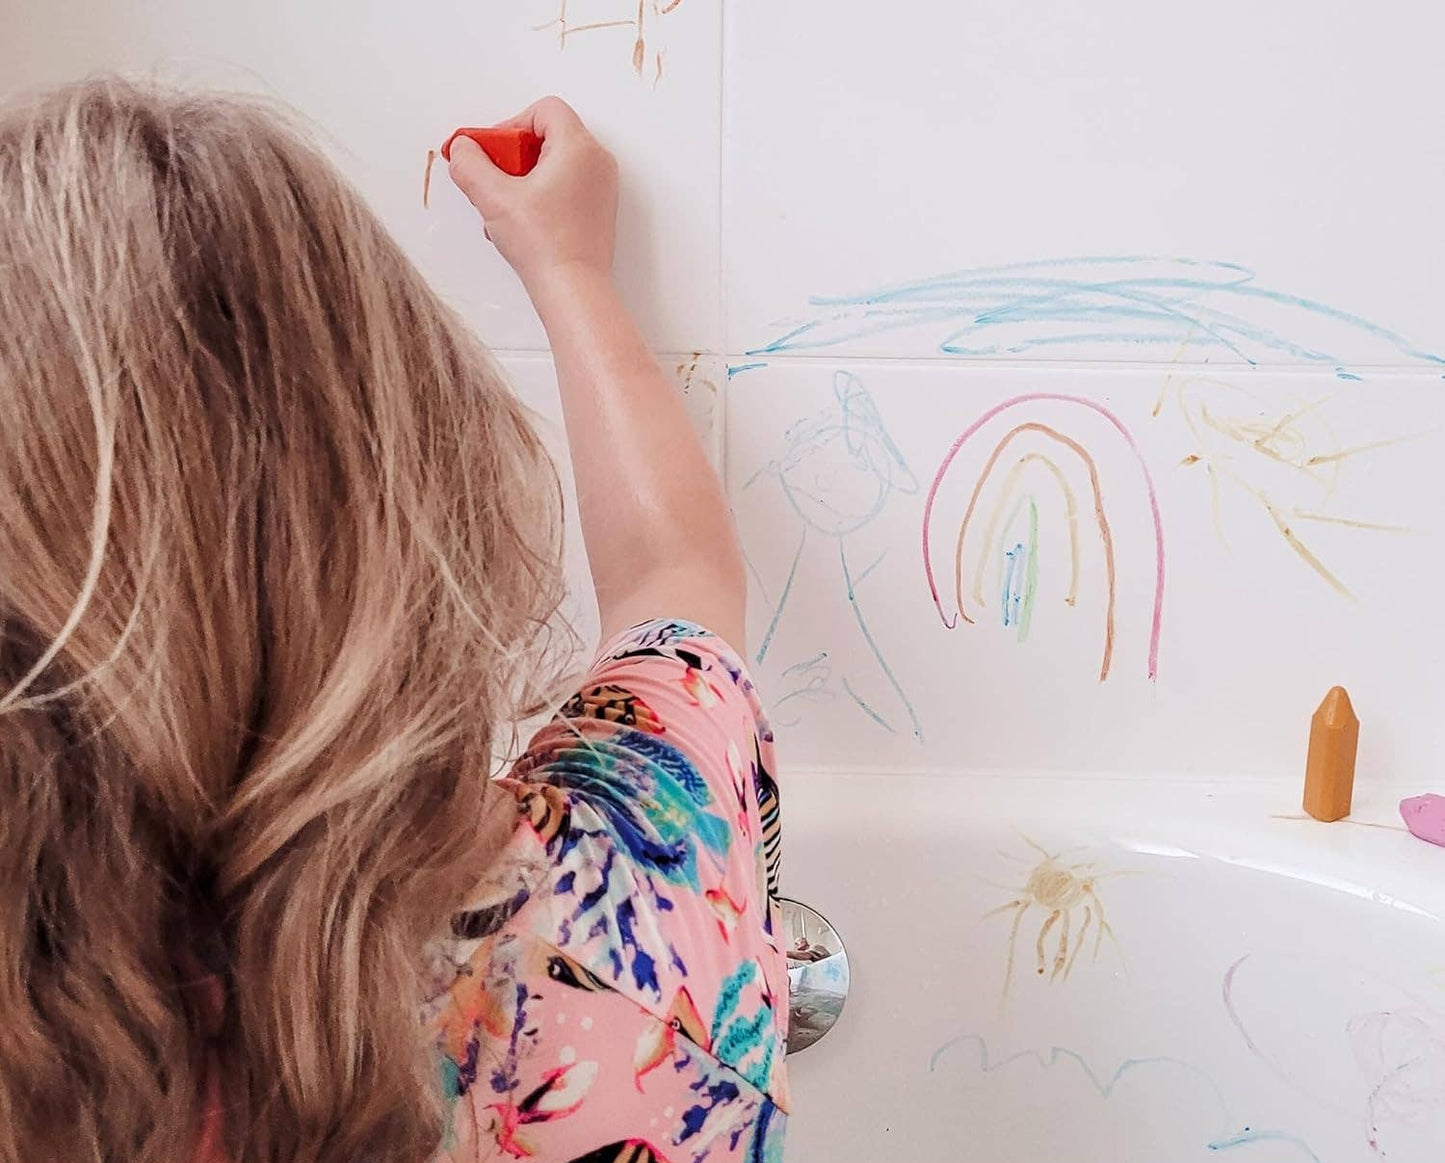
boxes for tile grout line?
[494,346,1442,382]
[714,0,731,481]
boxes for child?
[0,81,786,1163]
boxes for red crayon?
[440,127,544,176]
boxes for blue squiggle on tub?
[750,256,1445,374]
[930,1034,1322,1160]
[928,1034,1227,1108]
[1208,1127,1324,1161]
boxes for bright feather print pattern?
[426,621,788,1163]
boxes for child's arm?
[448,98,745,648]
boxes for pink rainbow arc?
[921,393,1166,680]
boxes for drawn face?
[777,426,891,534]
[773,372,917,537]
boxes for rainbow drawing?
[922,394,1165,681]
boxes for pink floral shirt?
[420,621,788,1163]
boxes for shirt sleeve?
[504,618,789,1107]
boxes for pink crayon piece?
[1400,794,1445,848]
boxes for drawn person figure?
[747,371,922,740]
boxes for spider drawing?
[984,838,1128,1005]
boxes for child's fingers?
[493,104,541,132]
[529,96,586,135]
[447,136,511,212]
[497,96,586,150]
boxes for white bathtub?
[780,773,1445,1162]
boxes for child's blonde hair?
[0,77,565,1163]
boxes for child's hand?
[448,97,619,293]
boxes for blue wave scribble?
[930,1034,1322,1160]
[929,1034,1227,1108]
[750,256,1445,375]
[1208,1127,1324,1162]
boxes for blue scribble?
[930,1035,1323,1161]
[839,539,921,740]
[746,371,922,741]
[771,652,834,729]
[1208,1128,1324,1162]
[928,1035,1228,1113]
[841,675,895,734]
[852,547,888,588]
[754,530,805,664]
[750,256,1445,375]
[1002,542,1026,629]
[784,652,829,676]
[728,361,769,379]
